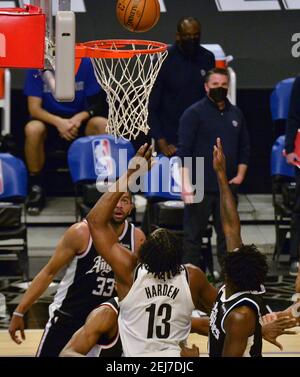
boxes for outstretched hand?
[128,143,156,176]
[179,341,200,357]
[213,138,226,175]
[262,315,297,351]
[8,316,26,345]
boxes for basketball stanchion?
[75,39,168,141]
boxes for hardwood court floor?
[0,328,299,357]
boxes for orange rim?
[75,39,168,59]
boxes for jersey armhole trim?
[76,235,92,258]
[99,302,119,317]
[130,223,135,253]
[133,263,143,282]
[183,265,189,284]
[220,298,261,333]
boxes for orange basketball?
[116,0,160,32]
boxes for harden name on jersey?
[145,284,179,300]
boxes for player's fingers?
[9,330,21,344]
[137,143,148,157]
[144,145,153,161]
[282,330,297,335]
[276,317,297,328]
[269,339,283,351]
[192,344,200,356]
[21,329,26,340]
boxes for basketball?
[116,0,160,32]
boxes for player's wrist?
[13,311,24,318]
[87,109,95,119]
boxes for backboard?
[0,0,76,101]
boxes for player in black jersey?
[60,297,122,357]
[8,192,145,357]
[207,138,268,356]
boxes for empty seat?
[68,134,135,220]
[0,153,28,281]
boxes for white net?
[90,41,168,141]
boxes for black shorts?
[30,117,87,152]
[36,310,85,357]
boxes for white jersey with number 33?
[118,264,195,357]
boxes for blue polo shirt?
[177,96,250,192]
[148,43,215,145]
[24,58,101,117]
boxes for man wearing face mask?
[177,68,250,274]
[148,17,215,157]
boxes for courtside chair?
[0,153,28,281]
[68,135,135,221]
[270,78,295,138]
[270,78,296,262]
[270,78,295,122]
[141,154,213,275]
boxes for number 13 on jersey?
[146,303,172,339]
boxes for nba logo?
[0,34,6,58]
[92,139,113,178]
[0,160,4,195]
[169,157,181,194]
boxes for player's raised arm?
[213,138,242,251]
[86,143,154,285]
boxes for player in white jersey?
[8,192,145,357]
[118,253,195,356]
[86,144,218,357]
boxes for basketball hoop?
[75,39,168,141]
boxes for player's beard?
[111,211,127,224]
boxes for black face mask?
[209,87,228,103]
[179,38,200,56]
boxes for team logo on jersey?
[232,120,238,127]
[221,303,226,314]
[85,256,112,276]
[201,69,206,77]
[210,302,220,339]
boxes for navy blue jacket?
[177,96,250,192]
[285,76,300,154]
[148,43,215,145]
